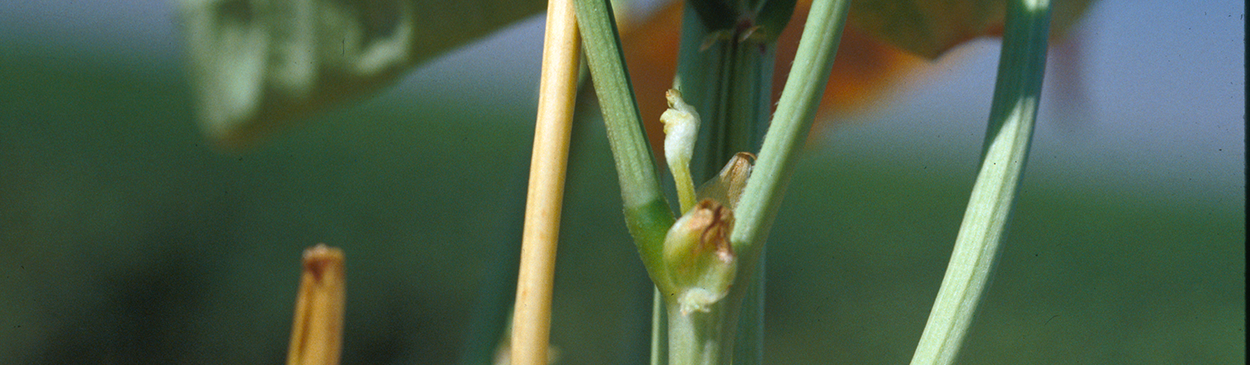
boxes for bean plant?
[177,0,1078,363]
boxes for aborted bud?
[663,199,736,315]
[661,89,701,211]
[661,89,700,165]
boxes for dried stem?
[287,244,346,365]
[510,0,581,364]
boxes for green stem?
[675,9,728,181]
[908,1,1052,364]
[715,37,775,177]
[573,0,675,288]
[667,303,733,365]
[719,37,775,365]
[729,0,850,268]
[651,287,668,365]
[732,246,765,364]
[682,26,776,182]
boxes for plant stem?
[672,5,722,181]
[696,38,775,179]
[667,302,733,365]
[574,0,676,289]
[717,2,850,364]
[510,0,580,363]
[716,33,775,365]
[287,244,345,365]
[908,1,1052,364]
[651,288,668,365]
[672,4,778,365]
[730,0,849,273]
[732,246,765,364]
[681,26,776,182]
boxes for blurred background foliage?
[0,0,1243,364]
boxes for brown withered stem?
[287,244,346,365]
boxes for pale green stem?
[689,32,775,181]
[732,246,764,364]
[729,0,850,263]
[651,288,668,365]
[908,1,1052,364]
[667,303,733,365]
[720,37,775,365]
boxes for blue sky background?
[1,0,1241,206]
[394,0,1246,207]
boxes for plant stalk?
[908,1,1052,364]
[729,0,849,282]
[287,244,346,365]
[574,0,676,291]
[651,288,668,365]
[667,302,734,365]
[510,0,581,363]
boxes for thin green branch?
[909,1,1052,364]
[729,0,850,259]
[573,0,675,290]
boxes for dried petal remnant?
[690,200,734,265]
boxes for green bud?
[663,199,737,315]
[697,152,754,209]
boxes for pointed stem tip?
[288,244,346,365]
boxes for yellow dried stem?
[511,0,580,364]
[287,244,346,365]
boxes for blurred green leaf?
[177,0,544,148]
[846,0,1094,59]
